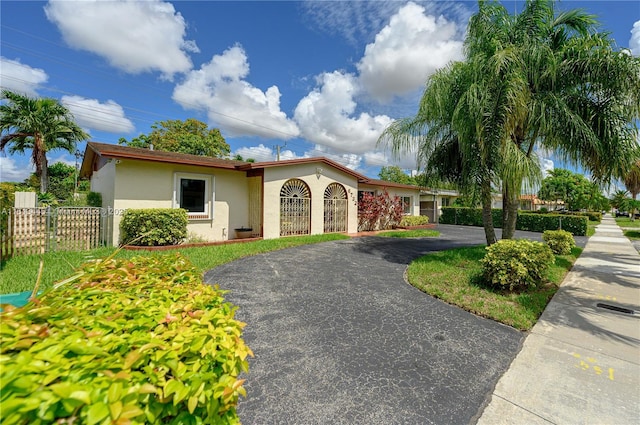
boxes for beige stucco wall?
[90,160,116,209]
[262,164,359,239]
[98,159,249,245]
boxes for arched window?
[280,179,311,236]
[324,183,347,233]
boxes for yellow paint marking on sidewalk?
[571,353,615,381]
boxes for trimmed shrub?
[543,229,576,255]
[0,254,252,425]
[399,215,429,227]
[440,207,588,236]
[439,207,502,227]
[517,213,587,236]
[481,239,555,290]
[120,208,188,246]
[87,191,102,207]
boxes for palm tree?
[381,0,640,243]
[0,90,88,193]
[381,60,504,245]
[610,189,628,212]
[467,0,640,237]
[624,161,640,220]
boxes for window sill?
[188,214,210,220]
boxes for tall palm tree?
[624,161,640,220]
[0,90,88,193]
[381,60,504,245]
[381,0,640,243]
[468,0,640,237]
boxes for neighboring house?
[519,194,565,211]
[80,142,434,246]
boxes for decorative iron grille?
[280,179,311,236]
[324,183,347,233]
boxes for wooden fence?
[1,207,108,259]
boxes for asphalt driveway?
[204,225,587,424]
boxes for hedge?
[0,254,252,425]
[120,208,188,246]
[440,207,587,236]
[399,215,430,227]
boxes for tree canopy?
[0,90,88,193]
[380,0,640,245]
[118,118,230,158]
[378,166,417,185]
[538,169,608,211]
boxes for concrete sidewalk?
[477,215,640,424]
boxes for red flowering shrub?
[358,191,404,231]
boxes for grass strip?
[615,217,640,228]
[623,230,640,241]
[376,229,440,238]
[406,245,582,331]
[0,234,349,294]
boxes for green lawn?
[616,216,640,228]
[376,229,440,238]
[0,234,349,294]
[406,245,583,330]
[623,230,640,241]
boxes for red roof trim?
[86,142,244,170]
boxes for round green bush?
[542,229,576,255]
[120,208,188,246]
[481,239,555,290]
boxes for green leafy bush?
[439,207,587,236]
[517,213,587,236]
[542,230,576,255]
[0,254,252,424]
[399,215,429,227]
[481,239,555,290]
[87,191,102,208]
[120,208,188,246]
[439,207,502,227]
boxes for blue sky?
[1,0,639,183]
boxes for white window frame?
[173,172,215,220]
[402,196,412,215]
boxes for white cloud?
[302,0,470,48]
[173,45,300,139]
[0,156,34,182]
[49,154,77,167]
[363,150,416,170]
[541,158,554,176]
[304,145,361,170]
[61,95,134,133]
[0,57,48,96]
[294,71,393,154]
[234,144,276,162]
[357,2,463,102]
[44,0,197,77]
[630,20,640,56]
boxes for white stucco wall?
[262,164,359,239]
[100,159,249,245]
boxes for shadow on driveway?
[204,225,585,424]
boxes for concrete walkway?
[477,215,640,424]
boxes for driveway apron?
[204,226,578,424]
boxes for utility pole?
[274,143,286,161]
